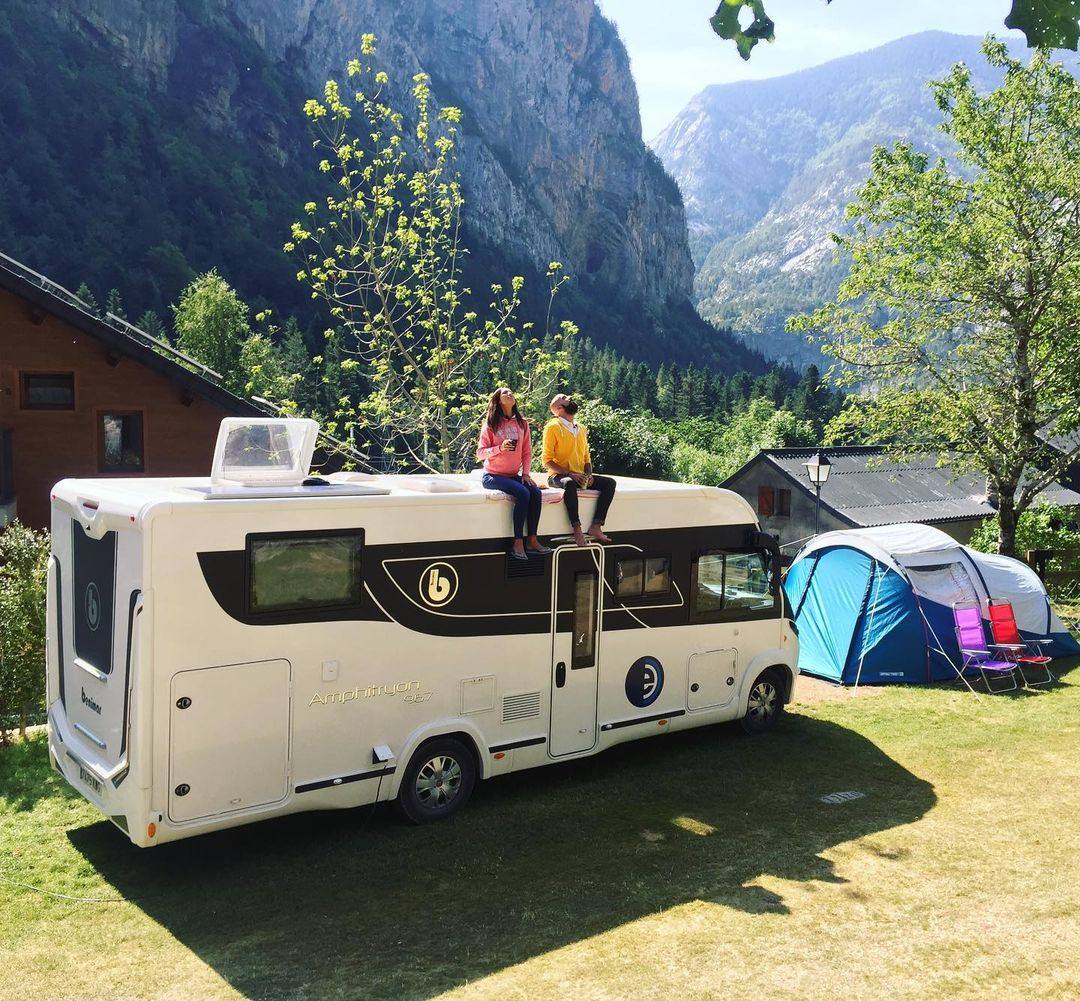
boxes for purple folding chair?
[953,603,1019,693]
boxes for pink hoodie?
[476,417,533,477]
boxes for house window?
[758,485,775,517]
[248,530,363,616]
[21,372,75,410]
[99,412,144,473]
[691,550,776,621]
[777,488,791,517]
[616,556,671,598]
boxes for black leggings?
[548,474,616,528]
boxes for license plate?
[79,765,103,796]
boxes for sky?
[598,0,1026,140]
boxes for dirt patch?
[792,675,887,705]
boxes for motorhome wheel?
[396,737,477,824]
[740,668,785,735]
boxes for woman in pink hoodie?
[476,387,551,559]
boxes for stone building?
[722,447,1080,555]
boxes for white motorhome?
[46,419,799,847]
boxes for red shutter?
[758,485,775,517]
[777,488,791,517]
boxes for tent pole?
[840,558,878,686]
[913,598,982,699]
[853,561,885,691]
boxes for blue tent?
[784,524,1079,685]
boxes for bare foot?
[512,539,526,556]
[587,523,612,544]
[573,527,588,547]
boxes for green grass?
[2,670,1078,1000]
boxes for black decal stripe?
[118,591,140,758]
[601,709,686,732]
[199,525,777,635]
[489,736,546,753]
[54,556,66,710]
[295,766,396,794]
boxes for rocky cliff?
[39,0,751,367]
[654,32,1015,366]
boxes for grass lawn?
[2,669,1078,1000]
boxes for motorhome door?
[549,547,601,756]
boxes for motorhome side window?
[615,556,671,598]
[691,550,774,620]
[571,571,599,668]
[248,531,363,615]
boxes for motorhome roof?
[51,472,757,524]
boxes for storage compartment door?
[687,649,737,711]
[169,660,291,823]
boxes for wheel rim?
[414,754,463,809]
[747,680,778,723]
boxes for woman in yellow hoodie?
[542,393,616,546]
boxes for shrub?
[577,401,675,480]
[968,503,1080,558]
[671,441,731,486]
[0,522,50,742]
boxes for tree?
[104,287,126,321]
[790,40,1080,557]
[709,1,1080,61]
[0,522,49,743]
[75,282,99,316]
[287,35,572,473]
[136,309,167,342]
[172,270,251,392]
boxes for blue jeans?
[483,473,542,539]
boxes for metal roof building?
[721,446,1080,550]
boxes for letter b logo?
[419,563,458,607]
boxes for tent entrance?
[903,562,980,607]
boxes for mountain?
[653,32,1020,366]
[0,0,763,372]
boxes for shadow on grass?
[72,712,935,1000]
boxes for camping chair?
[987,599,1055,689]
[952,603,1019,693]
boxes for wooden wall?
[0,287,236,529]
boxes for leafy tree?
[969,502,1080,557]
[577,401,676,480]
[287,36,572,473]
[173,270,251,392]
[791,40,1080,557]
[710,1,1080,61]
[0,522,49,742]
[578,396,813,485]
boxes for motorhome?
[46,418,799,847]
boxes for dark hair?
[486,387,524,431]
[564,397,579,416]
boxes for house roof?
[725,447,1080,528]
[0,251,265,418]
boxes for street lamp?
[803,451,832,536]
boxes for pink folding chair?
[952,603,1019,693]
[987,599,1054,689]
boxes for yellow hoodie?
[542,418,591,474]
